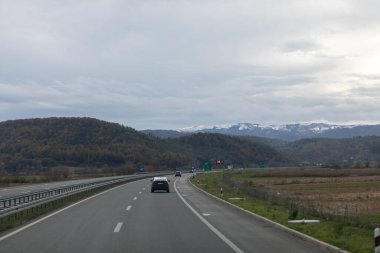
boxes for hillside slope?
[176,133,289,166]
[0,118,289,173]
[275,136,380,166]
[0,117,169,172]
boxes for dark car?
[175,171,181,177]
[151,177,170,193]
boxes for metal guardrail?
[0,172,167,217]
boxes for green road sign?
[203,161,212,171]
[258,161,265,168]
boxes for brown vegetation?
[230,168,380,222]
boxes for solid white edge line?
[174,179,244,253]
[190,177,351,253]
[113,222,123,233]
[0,179,143,242]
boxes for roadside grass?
[267,181,380,191]
[190,172,373,253]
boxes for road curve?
[0,173,332,253]
[176,174,329,253]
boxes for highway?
[0,174,332,253]
[0,175,137,199]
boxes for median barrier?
[0,172,168,218]
[0,172,169,232]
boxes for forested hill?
[175,133,288,166]
[0,118,289,173]
[0,117,164,173]
[274,137,380,166]
[0,117,149,146]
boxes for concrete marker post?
[375,228,380,253]
[220,187,223,197]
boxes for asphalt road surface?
[0,173,332,253]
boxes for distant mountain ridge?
[143,123,380,140]
[0,118,289,173]
[2,118,380,171]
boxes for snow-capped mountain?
[142,123,380,140]
[167,122,380,140]
[179,122,353,133]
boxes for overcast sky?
[1,0,380,130]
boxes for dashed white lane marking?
[21,191,31,194]
[143,188,146,190]
[202,213,211,216]
[126,205,132,211]
[133,197,137,201]
[174,179,244,253]
[182,194,187,197]
[114,222,123,233]
[139,191,142,194]
[0,180,141,242]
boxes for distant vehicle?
[175,171,182,177]
[151,177,170,193]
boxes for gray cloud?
[1,0,380,129]
[282,41,320,53]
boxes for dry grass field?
[230,168,380,220]
[193,169,377,253]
